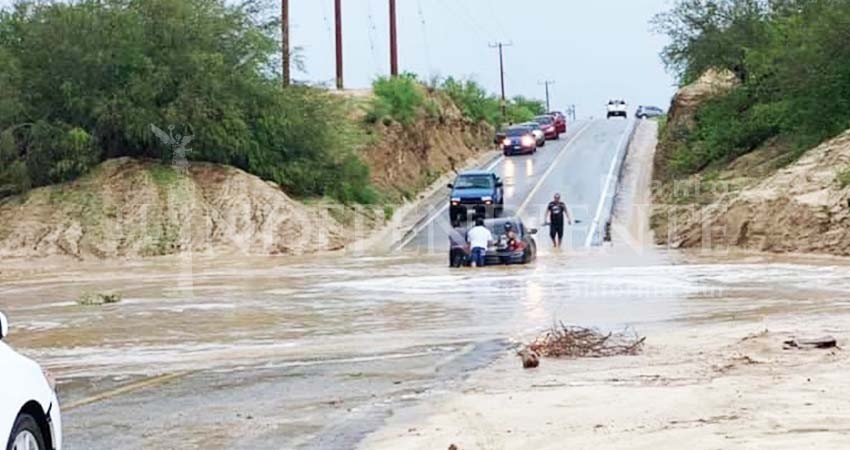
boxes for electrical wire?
[366,0,383,75]
[416,0,433,76]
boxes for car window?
[535,117,553,124]
[506,128,530,137]
[454,175,494,189]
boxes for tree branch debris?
[526,323,646,359]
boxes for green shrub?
[438,78,545,128]
[656,0,850,179]
[369,74,425,125]
[0,0,374,204]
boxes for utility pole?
[539,80,555,112]
[281,0,290,87]
[489,42,513,123]
[389,0,398,76]
[335,0,344,89]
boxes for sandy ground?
[357,118,850,450]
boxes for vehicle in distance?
[500,126,538,156]
[607,99,628,119]
[636,105,665,119]
[449,217,538,267]
[533,115,559,139]
[1,312,62,450]
[448,171,504,222]
[549,111,567,133]
[518,122,546,147]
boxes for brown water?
[2,249,850,449]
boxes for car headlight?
[521,136,535,146]
[481,196,492,202]
[502,138,511,146]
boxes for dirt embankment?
[652,70,850,255]
[664,131,850,254]
[0,90,493,260]
[360,91,493,201]
[0,158,353,259]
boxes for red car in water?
[549,111,567,133]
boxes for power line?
[389,0,398,76]
[489,41,514,122]
[281,0,290,86]
[335,0,343,89]
[416,0,433,76]
[366,0,382,75]
[538,80,556,112]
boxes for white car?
[607,99,628,119]
[1,313,62,450]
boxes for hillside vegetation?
[654,0,850,179]
[652,0,850,254]
[0,0,372,203]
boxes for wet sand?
[359,293,850,450]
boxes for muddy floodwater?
[2,248,850,449]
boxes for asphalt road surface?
[404,118,633,252]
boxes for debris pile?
[527,323,646,359]
[77,292,122,306]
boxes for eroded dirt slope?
[361,91,493,201]
[0,158,349,259]
[663,130,850,254]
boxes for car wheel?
[450,251,466,268]
[7,414,46,450]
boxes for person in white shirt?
[466,217,493,268]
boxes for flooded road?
[4,249,850,449]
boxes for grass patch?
[837,165,850,188]
[383,204,395,221]
[77,292,122,306]
[147,165,182,188]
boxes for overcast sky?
[288,0,678,118]
[1,0,679,118]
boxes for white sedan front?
[0,313,62,450]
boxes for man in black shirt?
[545,193,572,248]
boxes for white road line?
[516,121,594,216]
[584,121,632,248]
[393,153,505,250]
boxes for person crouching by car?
[466,217,493,268]
[449,220,470,267]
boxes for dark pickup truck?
[448,171,504,222]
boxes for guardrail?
[585,118,639,247]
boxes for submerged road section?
[403,119,633,252]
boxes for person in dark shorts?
[545,193,572,248]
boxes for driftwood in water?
[783,336,838,350]
[517,349,540,369]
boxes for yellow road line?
[62,371,190,412]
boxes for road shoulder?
[611,119,658,250]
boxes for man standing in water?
[466,217,493,268]
[545,193,572,248]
